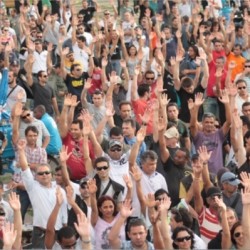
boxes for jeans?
[203,97,219,119]
[16,189,31,222]
[111,59,121,76]
[32,227,45,249]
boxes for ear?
[127,231,131,240]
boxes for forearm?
[19,149,28,171]
[42,136,50,149]
[89,131,103,157]
[202,163,213,191]
[160,211,172,249]
[81,89,88,107]
[52,98,60,116]
[60,162,71,186]
[68,106,75,125]
[12,209,22,250]
[221,210,231,249]
[128,142,141,167]
[242,204,250,248]
[153,222,165,249]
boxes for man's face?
[82,0,88,8]
[167,106,179,120]
[72,66,83,78]
[54,170,63,185]
[207,195,222,210]
[96,161,110,180]
[70,123,82,140]
[10,64,20,74]
[26,130,38,146]
[244,62,250,73]
[80,183,90,198]
[141,159,157,175]
[36,166,52,186]
[21,110,32,123]
[173,150,187,166]
[108,146,123,160]
[59,235,77,249]
[226,209,238,229]
[77,25,84,34]
[120,104,132,120]
[170,214,182,231]
[145,73,155,85]
[242,105,250,119]
[202,117,215,133]
[214,42,223,52]
[127,225,147,248]
[234,46,242,56]
[33,109,42,119]
[122,122,135,137]
[39,72,48,84]
[222,182,238,194]
[8,72,14,84]
[92,94,103,107]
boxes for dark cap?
[191,153,199,161]
[10,60,19,66]
[206,186,222,198]
[109,139,122,148]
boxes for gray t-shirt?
[193,129,225,174]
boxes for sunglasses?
[146,77,154,80]
[0,212,5,216]
[21,113,31,119]
[238,86,246,90]
[234,232,243,238]
[63,241,77,249]
[37,171,51,176]
[175,236,192,243]
[110,147,122,152]
[75,68,82,71]
[245,65,250,68]
[42,75,48,78]
[104,13,110,15]
[96,166,109,171]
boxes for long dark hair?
[231,221,242,246]
[97,195,118,218]
[172,226,195,249]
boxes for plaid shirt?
[13,146,47,183]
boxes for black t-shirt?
[31,82,55,115]
[177,85,205,123]
[65,73,88,100]
[163,70,178,104]
[109,41,122,60]
[0,132,5,150]
[208,230,222,249]
[79,7,96,24]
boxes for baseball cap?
[206,186,222,198]
[220,172,240,186]
[109,139,122,148]
[164,127,179,139]
[10,60,19,66]
[79,177,89,187]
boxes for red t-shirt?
[62,133,95,180]
[88,68,102,95]
[207,50,227,97]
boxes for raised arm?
[59,145,72,186]
[158,117,170,163]
[81,78,92,108]
[60,47,70,80]
[11,103,22,145]
[88,179,98,227]
[17,140,28,171]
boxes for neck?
[131,241,147,250]
[9,82,16,88]
[103,216,114,223]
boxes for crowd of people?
[1,0,250,249]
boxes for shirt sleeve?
[21,168,36,192]
[41,122,50,137]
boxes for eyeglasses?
[62,241,77,249]
[146,77,154,80]
[175,236,192,243]
[238,86,246,90]
[42,75,48,78]
[21,113,31,119]
[234,232,243,238]
[110,147,122,152]
[245,65,250,68]
[36,36,42,39]
[0,212,5,216]
[37,171,51,176]
[96,166,109,171]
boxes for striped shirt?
[198,206,221,244]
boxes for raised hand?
[87,179,97,194]
[130,165,142,182]
[176,51,184,62]
[159,93,170,107]
[17,139,27,151]
[136,126,146,143]
[105,101,115,117]
[2,222,17,249]
[194,92,204,107]
[232,109,242,129]
[56,186,64,206]
[120,199,133,218]
[16,89,25,101]
[228,61,236,70]
[110,71,117,85]
[82,120,92,136]
[197,146,212,163]
[228,84,237,97]
[240,172,250,190]
[120,59,126,68]
[60,145,72,163]
[188,98,194,111]
[146,193,159,208]
[214,197,226,211]
[71,95,80,107]
[170,57,176,66]
[64,94,72,106]
[101,57,108,68]
[139,108,151,124]
[198,48,207,61]
[218,89,229,104]
[134,65,141,76]
[123,175,133,190]
[8,192,21,211]
[158,196,171,212]
[84,78,92,90]
[175,30,182,39]
[74,212,91,239]
[65,185,74,205]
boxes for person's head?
[25,126,38,146]
[218,207,238,229]
[92,90,103,107]
[119,101,132,120]
[109,127,124,142]
[57,226,77,249]
[122,118,136,138]
[162,26,172,40]
[241,115,250,135]
[213,40,223,52]
[154,188,169,202]
[77,23,84,35]
[70,120,83,140]
[128,44,137,56]
[140,151,158,175]
[173,148,189,166]
[59,23,66,35]
[220,172,240,195]
[215,56,226,68]
[79,177,90,199]
[242,101,250,119]
[82,0,88,9]
[181,77,194,94]
[33,105,46,119]
[34,39,43,52]
[216,168,230,189]
[144,70,155,85]
[244,60,250,73]
[8,70,16,85]
[244,130,250,148]
[21,107,33,123]
[10,60,20,74]
[97,195,117,219]
[94,157,110,180]
[164,126,179,147]
[127,218,148,248]
[170,208,193,231]
[104,10,111,19]
[37,70,48,84]
[77,35,86,48]
[233,44,243,56]
[137,84,150,99]
[231,221,244,248]
[70,63,83,78]
[202,113,216,133]
[211,21,220,32]
[54,167,64,185]
[236,79,247,96]
[236,25,243,36]
[66,51,75,63]
[172,226,194,249]
[167,103,179,121]
[123,11,132,22]
[188,45,199,59]
[108,140,123,160]
[191,153,203,171]
[35,164,52,187]
[206,186,222,210]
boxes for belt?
[33,226,46,232]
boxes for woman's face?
[99,200,115,219]
[212,24,219,32]
[233,225,244,247]
[129,46,137,56]
[174,230,192,250]
[188,47,195,58]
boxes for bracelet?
[82,238,91,244]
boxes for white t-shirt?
[6,85,26,112]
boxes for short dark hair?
[140,150,158,164]
[154,188,169,199]
[181,77,193,88]
[235,79,247,85]
[171,208,193,228]
[127,218,147,232]
[57,226,76,243]
[167,102,179,110]
[109,126,123,137]
[240,115,250,130]
[138,84,150,97]
[72,119,83,130]
[119,101,132,110]
[242,101,250,109]
[172,226,195,249]
[231,221,242,246]
[37,70,45,79]
[70,63,81,73]
[77,35,86,43]
[122,118,136,128]
[25,126,39,136]
[94,156,110,169]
